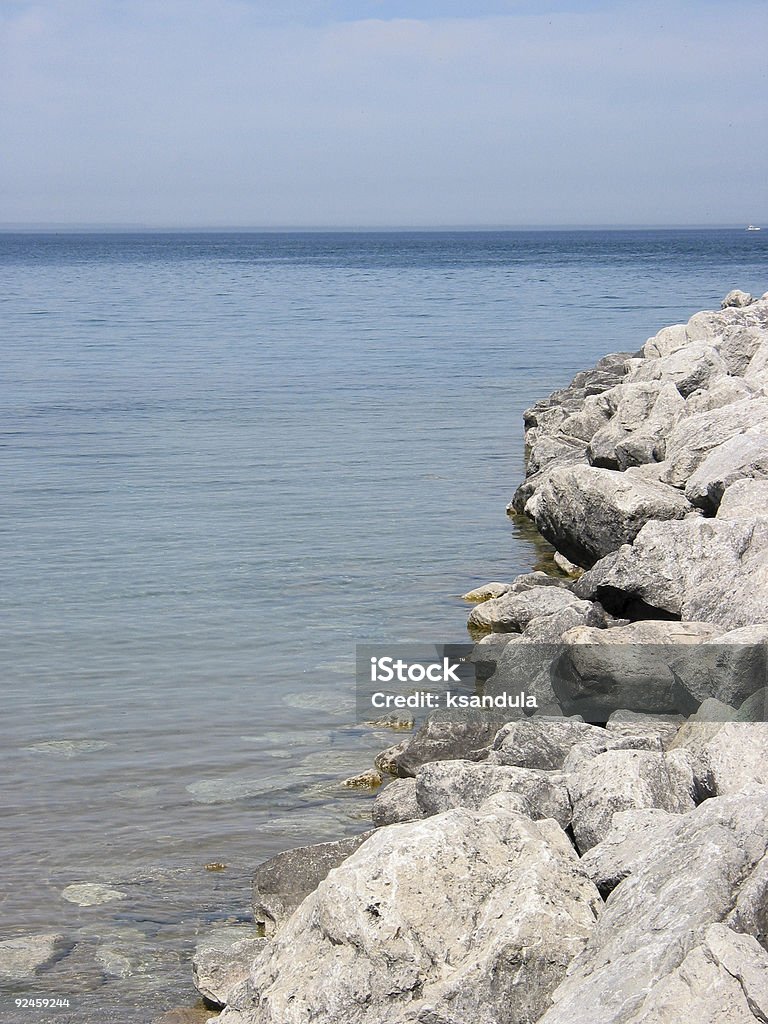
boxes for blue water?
[1,229,766,1018]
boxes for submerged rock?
[0,933,69,981]
[61,882,127,907]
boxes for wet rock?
[192,926,268,1008]
[61,883,127,907]
[538,785,768,1024]
[461,582,512,602]
[374,740,410,777]
[252,832,375,935]
[386,717,499,777]
[736,688,768,722]
[467,585,583,633]
[415,759,571,828]
[552,620,721,718]
[371,778,423,826]
[567,748,696,852]
[341,770,382,790]
[218,807,601,1024]
[524,464,692,568]
[0,934,69,981]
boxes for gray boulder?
[524,464,691,568]
[627,924,768,1023]
[579,806,680,896]
[552,620,721,718]
[192,927,268,1008]
[675,721,768,798]
[722,289,755,308]
[717,478,768,520]
[661,397,768,488]
[487,717,604,770]
[538,785,768,1024]
[415,759,571,828]
[386,717,499,777]
[470,632,516,682]
[0,933,69,981]
[728,853,768,950]
[585,517,768,629]
[685,425,768,512]
[567,747,695,852]
[217,807,601,1024]
[670,625,768,714]
[467,585,584,634]
[371,778,423,826]
[627,339,728,398]
[586,381,686,470]
[252,832,375,935]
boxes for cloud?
[1,0,766,225]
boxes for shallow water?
[1,229,766,1020]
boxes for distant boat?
[747,224,761,231]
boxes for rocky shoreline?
[189,290,768,1023]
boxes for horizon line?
[0,222,764,234]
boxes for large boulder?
[584,517,768,629]
[217,807,602,1024]
[672,721,768,797]
[566,748,695,852]
[415,759,572,828]
[524,464,692,568]
[552,619,722,718]
[586,381,686,470]
[628,923,768,1023]
[537,785,768,1024]
[486,717,605,770]
[717,478,768,520]
[661,397,768,488]
[670,625,768,714]
[627,339,728,398]
[684,425,768,512]
[579,807,680,897]
[252,832,375,935]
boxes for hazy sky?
[1,0,766,227]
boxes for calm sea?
[1,229,766,1020]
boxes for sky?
[1,0,766,228]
